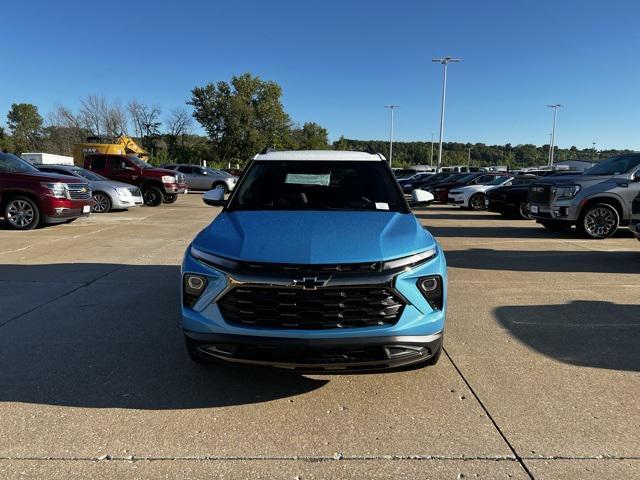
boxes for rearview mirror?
[409,189,434,207]
[203,188,226,206]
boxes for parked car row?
[401,153,640,240]
[0,152,239,230]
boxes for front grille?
[176,173,185,183]
[67,184,91,200]
[528,184,551,204]
[219,286,405,329]
[236,260,382,274]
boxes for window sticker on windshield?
[375,202,389,210]
[285,173,330,186]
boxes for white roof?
[253,150,386,161]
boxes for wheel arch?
[578,195,625,222]
[1,190,41,209]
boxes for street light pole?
[433,57,461,172]
[547,104,563,168]
[384,105,399,167]
[430,132,434,168]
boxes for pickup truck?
[83,154,187,206]
[528,154,640,238]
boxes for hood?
[90,180,137,190]
[141,167,182,178]
[10,171,87,184]
[452,184,492,194]
[192,210,436,264]
[488,184,528,196]
[532,174,615,185]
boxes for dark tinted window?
[90,156,106,169]
[229,161,408,213]
[178,166,194,174]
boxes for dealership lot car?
[528,154,640,238]
[0,152,93,230]
[486,175,539,219]
[36,164,143,213]
[181,150,446,371]
[163,164,238,193]
[448,175,513,210]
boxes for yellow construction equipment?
[73,135,149,165]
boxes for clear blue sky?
[2,0,639,149]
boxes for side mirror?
[409,189,434,207]
[203,188,226,206]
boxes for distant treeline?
[332,138,632,168]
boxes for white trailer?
[21,153,74,166]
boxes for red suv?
[83,154,187,206]
[0,152,93,230]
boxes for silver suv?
[528,154,640,239]
[163,164,238,193]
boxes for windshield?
[0,153,39,173]
[584,155,640,175]
[128,156,153,169]
[228,161,408,213]
[75,168,107,181]
[487,175,511,186]
[512,176,537,186]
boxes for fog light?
[417,275,443,310]
[183,274,208,307]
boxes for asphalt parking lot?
[1,194,638,479]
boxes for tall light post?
[430,132,434,168]
[547,104,563,167]
[384,105,399,166]
[592,141,597,159]
[433,56,461,172]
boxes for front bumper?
[448,195,465,205]
[186,331,442,371]
[529,201,576,222]
[41,198,94,224]
[164,182,188,194]
[112,195,144,209]
[181,245,447,370]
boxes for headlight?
[190,246,239,270]
[382,248,437,271]
[552,185,580,200]
[41,182,68,199]
[405,183,413,188]
[117,187,132,200]
[162,175,176,183]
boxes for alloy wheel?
[469,194,486,210]
[7,199,35,228]
[519,202,532,219]
[92,193,110,213]
[584,207,617,238]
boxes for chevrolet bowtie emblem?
[292,276,329,290]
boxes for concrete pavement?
[0,195,638,479]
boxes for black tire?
[468,193,486,211]
[540,220,573,232]
[212,182,228,194]
[92,192,112,213]
[3,196,40,230]
[518,202,532,220]
[163,193,178,204]
[577,203,619,239]
[143,186,164,207]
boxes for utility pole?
[384,105,399,167]
[592,141,597,159]
[430,133,434,169]
[433,57,461,172]
[467,147,471,168]
[547,104,563,167]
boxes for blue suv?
[181,150,447,371]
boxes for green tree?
[0,126,14,152]
[188,73,292,164]
[291,122,329,150]
[7,103,43,153]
